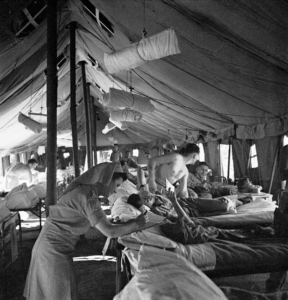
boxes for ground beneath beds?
[3,212,288,300]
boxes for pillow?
[108,180,138,205]
[5,183,28,199]
[111,196,141,222]
[114,245,227,300]
[29,182,47,198]
[119,179,138,193]
[5,189,39,209]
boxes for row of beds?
[109,184,288,298]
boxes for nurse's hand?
[135,211,149,228]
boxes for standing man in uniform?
[110,144,122,162]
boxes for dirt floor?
[2,211,288,300]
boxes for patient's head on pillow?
[127,194,143,210]
[138,189,158,208]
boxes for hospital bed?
[3,182,46,230]
[9,197,45,230]
[116,230,288,294]
[195,197,276,228]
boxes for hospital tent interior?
[0,0,288,299]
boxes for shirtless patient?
[148,143,200,197]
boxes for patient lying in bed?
[141,186,238,216]
[125,190,252,245]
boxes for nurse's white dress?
[24,185,106,300]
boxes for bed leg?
[116,248,122,295]
[266,271,287,292]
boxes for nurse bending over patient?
[24,162,148,300]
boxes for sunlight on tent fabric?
[73,255,116,262]
[104,28,180,73]
[57,138,81,148]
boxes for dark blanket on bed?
[209,238,288,271]
[221,286,288,300]
[160,219,250,245]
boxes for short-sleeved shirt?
[110,150,122,162]
[49,185,106,236]
[187,173,212,190]
[126,158,139,169]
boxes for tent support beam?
[269,138,280,194]
[86,83,95,166]
[69,21,80,178]
[93,105,98,165]
[227,139,231,181]
[80,61,92,169]
[46,0,58,215]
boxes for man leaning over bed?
[147,143,200,197]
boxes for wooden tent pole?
[268,139,280,194]
[2,156,10,175]
[46,0,58,214]
[79,61,92,169]
[69,21,80,178]
[86,83,95,165]
[227,139,231,181]
[0,156,3,178]
[245,140,253,178]
[93,105,98,164]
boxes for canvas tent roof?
[0,0,287,155]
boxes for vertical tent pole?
[46,0,58,215]
[268,139,280,194]
[246,140,253,178]
[2,156,10,174]
[79,61,92,169]
[0,157,3,178]
[86,83,95,165]
[93,104,98,165]
[69,21,80,178]
[227,139,231,181]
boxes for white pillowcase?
[108,180,139,205]
[111,196,141,222]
